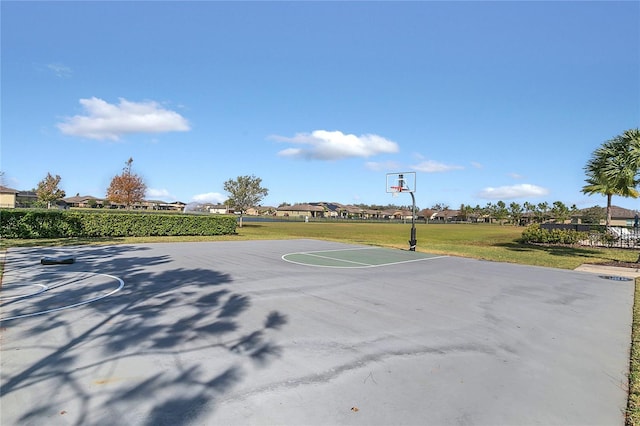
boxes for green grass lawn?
[2,221,639,423]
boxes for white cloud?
[57,97,190,140]
[272,130,399,160]
[47,63,72,78]
[471,161,483,169]
[411,160,464,173]
[192,192,226,203]
[508,172,524,179]
[477,183,550,200]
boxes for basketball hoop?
[385,172,417,251]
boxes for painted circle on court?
[0,272,124,322]
[0,283,49,301]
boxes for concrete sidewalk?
[0,240,634,425]
[575,263,640,279]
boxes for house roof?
[277,204,325,212]
[609,205,638,218]
[63,195,103,203]
[577,205,638,218]
[0,185,19,194]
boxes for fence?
[541,223,640,249]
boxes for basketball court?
[283,246,445,268]
[0,239,634,425]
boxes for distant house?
[431,209,460,222]
[573,205,639,227]
[276,204,326,218]
[64,195,105,208]
[209,204,228,214]
[398,210,415,220]
[310,202,342,218]
[342,205,366,219]
[0,185,19,208]
[16,191,38,208]
[139,200,186,211]
[245,206,276,216]
[608,206,639,227]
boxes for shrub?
[0,209,237,239]
[520,223,586,245]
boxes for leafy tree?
[570,204,579,216]
[523,201,536,223]
[581,206,605,224]
[551,201,570,224]
[495,201,509,225]
[431,203,449,211]
[106,158,146,209]
[582,129,640,226]
[472,204,484,222]
[36,172,66,209]
[458,204,472,222]
[223,175,269,227]
[508,202,523,226]
[484,202,495,223]
[536,202,550,223]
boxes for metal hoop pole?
[409,191,417,251]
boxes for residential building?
[0,185,18,208]
[276,204,326,218]
[209,204,228,214]
[64,195,105,208]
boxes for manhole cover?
[599,275,633,281]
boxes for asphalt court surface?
[0,239,635,425]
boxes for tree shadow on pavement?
[0,244,288,425]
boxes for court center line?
[282,250,449,268]
[296,247,380,255]
[303,252,375,266]
[377,255,449,267]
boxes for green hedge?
[520,223,587,245]
[0,209,237,239]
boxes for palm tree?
[508,202,523,226]
[536,202,549,223]
[582,129,640,227]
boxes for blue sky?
[2,1,639,210]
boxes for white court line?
[303,252,374,266]
[282,249,448,269]
[295,247,380,255]
[0,284,49,301]
[0,273,124,322]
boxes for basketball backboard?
[386,172,416,194]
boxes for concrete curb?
[575,263,640,279]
